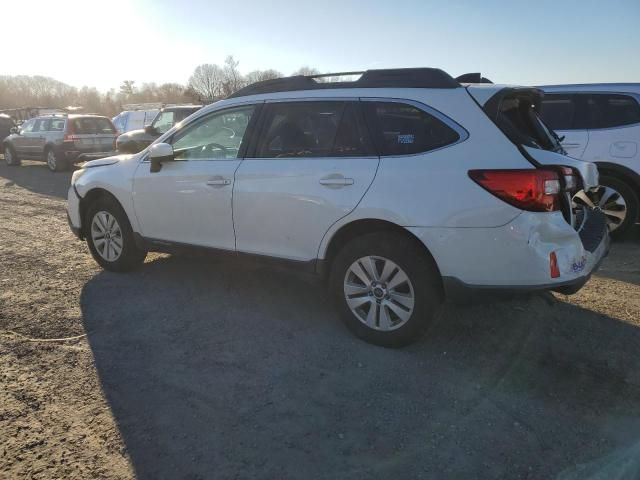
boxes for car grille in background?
[578,209,607,253]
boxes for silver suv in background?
[539,84,640,237]
[2,114,118,172]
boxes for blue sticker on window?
[397,134,415,144]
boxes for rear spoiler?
[456,73,493,84]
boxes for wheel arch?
[595,161,640,197]
[319,218,443,285]
[79,188,126,237]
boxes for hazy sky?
[3,0,639,91]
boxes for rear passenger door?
[233,100,379,261]
[539,93,589,158]
[582,93,640,164]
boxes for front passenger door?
[12,119,35,157]
[133,104,259,250]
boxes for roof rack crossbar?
[227,68,460,99]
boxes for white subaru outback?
[67,68,609,347]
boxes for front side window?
[33,119,50,132]
[540,94,576,131]
[20,119,35,133]
[585,94,640,129]
[255,101,373,158]
[363,101,460,156]
[171,105,256,160]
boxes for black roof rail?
[227,68,460,99]
[456,73,493,84]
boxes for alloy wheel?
[343,255,415,331]
[574,187,627,232]
[91,211,123,262]
[47,150,57,171]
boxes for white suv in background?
[67,68,609,347]
[539,84,640,236]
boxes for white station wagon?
[67,68,609,347]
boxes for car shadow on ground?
[595,224,640,287]
[80,254,640,480]
[0,159,76,199]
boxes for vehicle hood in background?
[117,128,157,144]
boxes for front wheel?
[85,196,147,272]
[330,232,443,348]
[4,145,20,166]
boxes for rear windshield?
[71,117,116,135]
[486,91,563,153]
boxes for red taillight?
[468,169,561,212]
[550,252,560,278]
[63,119,77,142]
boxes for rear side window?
[50,119,65,131]
[540,94,576,131]
[255,101,374,158]
[363,102,460,156]
[585,94,640,129]
[72,117,116,134]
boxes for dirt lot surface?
[1,160,640,480]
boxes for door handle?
[206,178,231,187]
[319,175,354,187]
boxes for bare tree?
[188,64,225,102]
[119,80,135,96]
[292,66,321,76]
[222,56,245,96]
[245,69,283,85]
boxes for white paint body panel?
[234,156,379,261]
[408,210,608,287]
[132,159,238,250]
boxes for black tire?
[329,231,443,348]
[85,195,147,272]
[45,147,67,172]
[599,175,639,239]
[4,145,20,166]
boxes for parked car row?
[0,104,202,171]
[65,68,611,347]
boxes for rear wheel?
[4,145,20,166]
[85,196,147,272]
[330,232,443,348]
[45,148,66,172]
[574,175,639,239]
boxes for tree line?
[0,56,319,117]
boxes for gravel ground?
[1,160,640,480]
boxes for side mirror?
[144,125,156,135]
[148,143,174,173]
[10,127,18,134]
